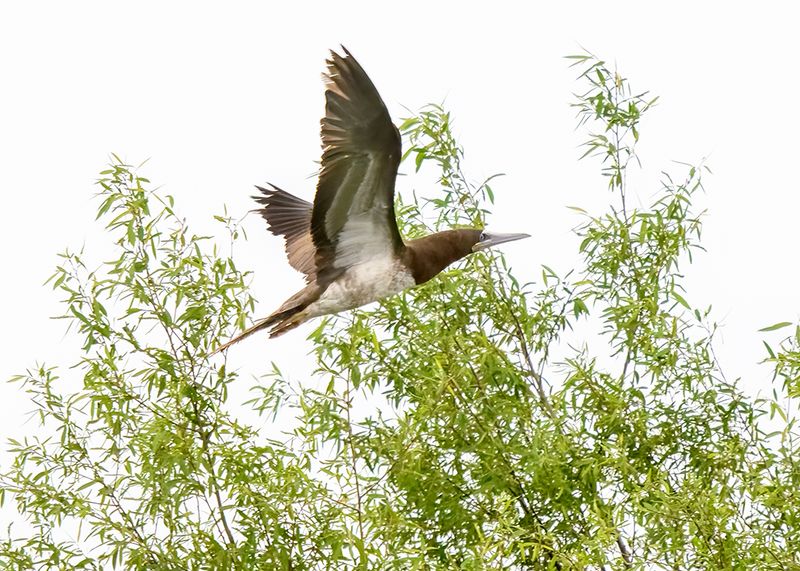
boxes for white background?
[1,1,799,469]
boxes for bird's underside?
[215,184,417,350]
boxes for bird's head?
[404,228,530,284]
[470,230,531,252]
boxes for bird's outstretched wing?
[311,47,403,283]
[253,184,316,282]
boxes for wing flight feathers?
[311,48,404,281]
[253,184,316,281]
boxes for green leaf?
[671,291,691,310]
[759,321,793,332]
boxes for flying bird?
[215,48,529,351]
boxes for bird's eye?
[479,232,486,241]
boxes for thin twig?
[343,373,366,552]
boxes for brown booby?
[215,48,529,351]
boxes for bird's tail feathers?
[210,307,304,354]
[211,284,321,354]
[210,317,275,355]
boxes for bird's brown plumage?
[213,48,518,354]
[402,229,483,285]
[215,48,405,351]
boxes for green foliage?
[2,54,799,570]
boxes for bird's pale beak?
[472,231,531,252]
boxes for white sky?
[1,1,799,464]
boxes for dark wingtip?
[326,46,344,68]
[330,44,350,57]
[252,183,281,208]
[325,45,359,80]
[250,184,313,224]
[253,182,284,195]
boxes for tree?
[2,53,799,570]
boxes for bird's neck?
[402,229,478,285]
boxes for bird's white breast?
[306,256,416,318]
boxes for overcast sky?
[2,2,799,453]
